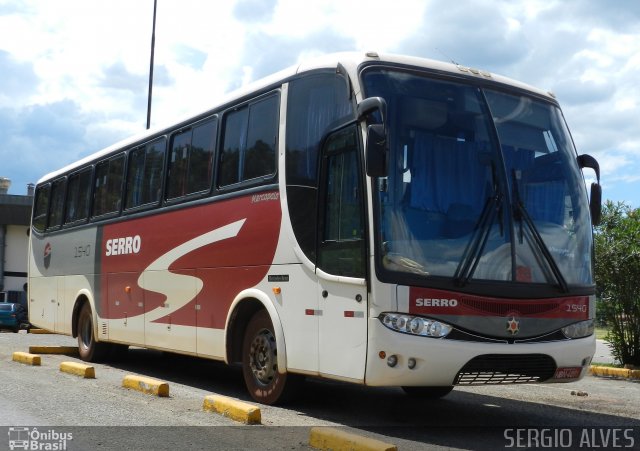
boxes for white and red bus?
[29,52,602,404]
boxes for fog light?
[408,357,417,369]
[387,355,398,367]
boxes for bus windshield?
[363,68,593,289]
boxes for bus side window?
[189,119,216,193]
[219,93,278,188]
[65,168,92,224]
[47,178,66,230]
[32,184,51,232]
[244,95,278,180]
[219,107,247,187]
[166,118,217,200]
[93,154,125,217]
[126,137,166,209]
[167,130,192,199]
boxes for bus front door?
[317,124,368,381]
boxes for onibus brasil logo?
[8,427,73,450]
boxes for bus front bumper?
[364,319,595,387]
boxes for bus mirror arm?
[577,154,600,183]
[577,154,602,226]
[357,96,387,125]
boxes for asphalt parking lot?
[2,330,639,451]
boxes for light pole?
[146,0,158,130]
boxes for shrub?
[594,201,640,366]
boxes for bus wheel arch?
[225,292,300,404]
[226,297,264,365]
[225,292,287,368]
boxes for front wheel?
[401,386,454,399]
[77,303,110,362]
[241,310,301,405]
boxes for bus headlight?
[379,313,452,338]
[561,319,595,339]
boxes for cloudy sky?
[0,0,638,207]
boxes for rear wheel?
[242,310,300,405]
[401,386,454,399]
[77,303,110,362]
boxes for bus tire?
[241,309,300,405]
[77,303,110,362]
[401,386,453,399]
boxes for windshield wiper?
[454,163,503,287]
[511,170,569,293]
[453,193,502,287]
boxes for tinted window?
[167,118,216,199]
[65,168,92,224]
[48,178,66,229]
[33,185,50,232]
[244,95,278,180]
[167,130,192,199]
[219,108,247,186]
[219,93,278,187]
[318,126,365,278]
[285,73,354,261]
[126,138,166,209]
[189,120,216,192]
[93,154,124,217]
[286,74,353,186]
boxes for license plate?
[554,367,582,379]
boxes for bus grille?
[454,354,556,385]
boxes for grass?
[595,326,610,340]
[590,362,623,368]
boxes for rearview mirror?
[358,97,388,177]
[589,182,602,226]
[365,124,388,177]
[577,154,602,227]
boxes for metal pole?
[146,0,158,130]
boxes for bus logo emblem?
[506,317,520,335]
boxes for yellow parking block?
[309,427,397,451]
[122,374,169,397]
[29,328,54,334]
[12,351,41,366]
[202,395,261,424]
[29,346,79,355]
[590,365,640,379]
[60,361,95,378]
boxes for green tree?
[594,200,640,366]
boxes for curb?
[122,374,170,397]
[12,351,41,366]
[202,395,261,424]
[590,365,640,380]
[60,361,96,379]
[28,328,54,334]
[29,345,79,355]
[309,427,397,451]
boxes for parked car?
[0,303,29,333]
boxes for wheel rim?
[248,328,277,386]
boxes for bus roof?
[38,51,554,185]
